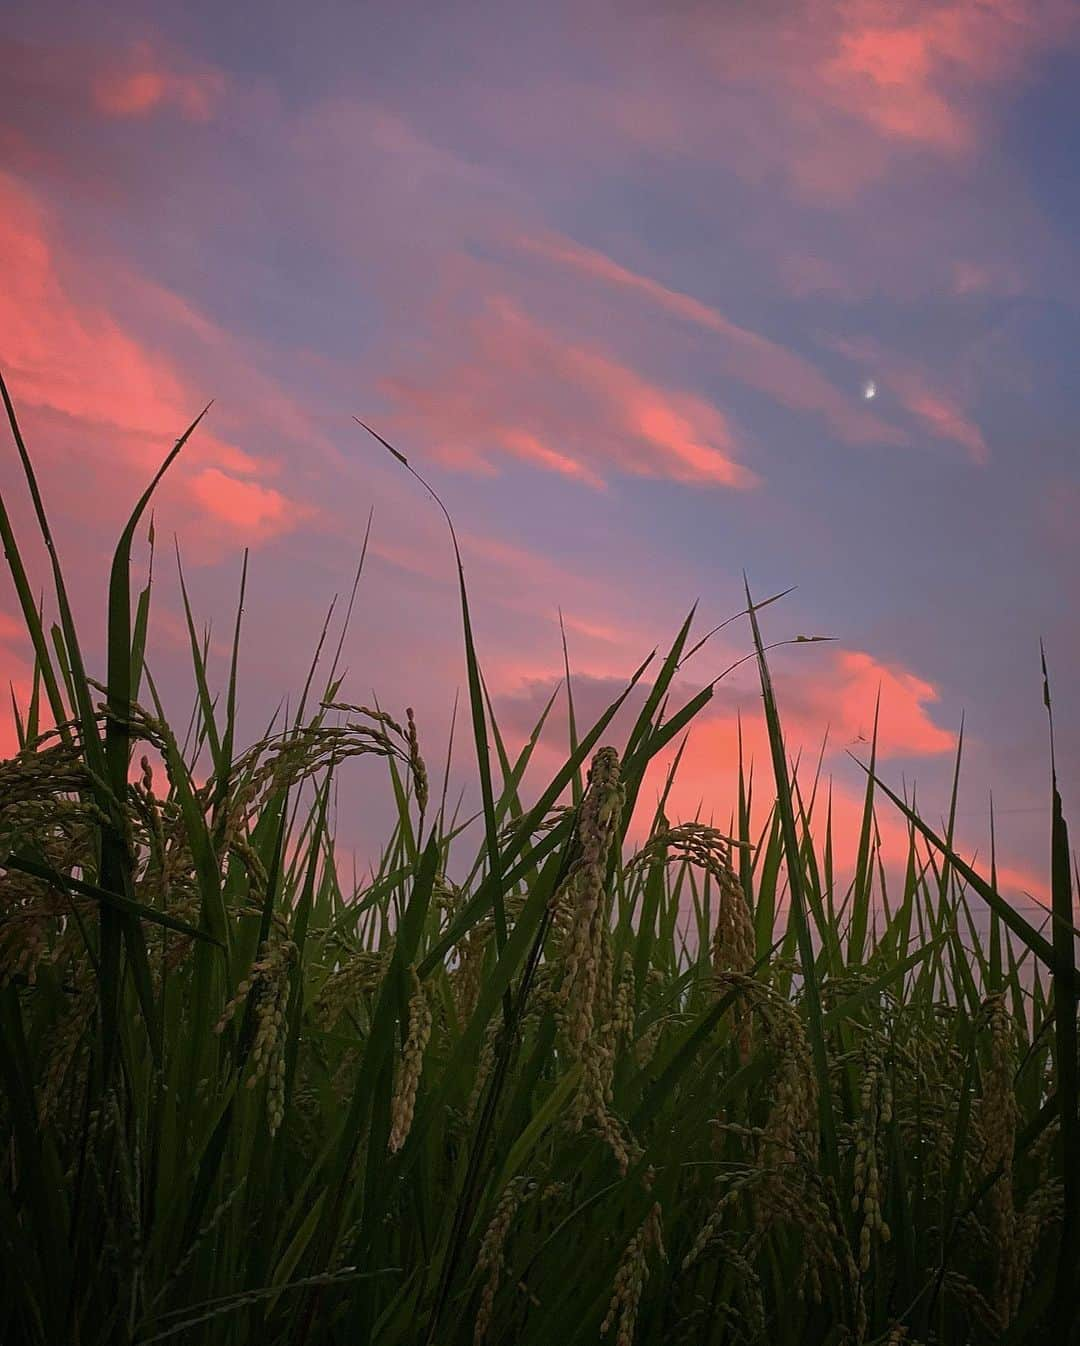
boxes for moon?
[862,379,877,400]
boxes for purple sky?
[2,0,1078,905]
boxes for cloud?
[0,169,307,547]
[1,171,189,434]
[622,648,1025,901]
[820,0,1075,152]
[494,649,951,891]
[822,12,973,152]
[493,638,954,773]
[0,31,234,214]
[517,232,906,446]
[0,33,226,203]
[583,0,1077,203]
[384,297,757,488]
[487,635,997,901]
[781,647,957,758]
[91,43,224,122]
[0,33,229,125]
[825,333,987,461]
[893,384,987,463]
[189,468,310,540]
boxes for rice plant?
[1,378,1078,1345]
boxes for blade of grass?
[1041,646,1079,1336]
[743,575,839,1181]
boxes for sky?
[1,0,1078,911]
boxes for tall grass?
[1,379,1078,1345]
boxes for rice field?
[1,380,1078,1345]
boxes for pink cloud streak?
[518,231,906,447]
[0,169,308,547]
[384,297,757,488]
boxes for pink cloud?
[823,16,972,152]
[362,509,649,672]
[498,429,606,488]
[625,646,1011,898]
[495,639,954,777]
[0,32,226,144]
[458,533,658,660]
[493,638,1042,908]
[189,468,310,541]
[0,169,307,547]
[820,1,1077,155]
[384,297,757,488]
[0,171,190,435]
[494,645,956,894]
[617,0,1079,203]
[795,648,956,758]
[992,859,1050,910]
[559,614,631,647]
[896,385,987,463]
[686,644,955,771]
[825,332,987,461]
[91,41,225,122]
[645,728,911,876]
[518,232,905,446]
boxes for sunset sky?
[2,1,1078,906]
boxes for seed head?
[214,937,297,1135]
[388,965,432,1152]
[405,707,429,817]
[601,1202,664,1346]
[474,1177,534,1344]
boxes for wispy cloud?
[1,31,226,133]
[564,1,1079,202]
[825,333,987,462]
[0,169,309,547]
[384,297,757,488]
[820,0,1076,152]
[91,39,225,122]
[517,232,905,446]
